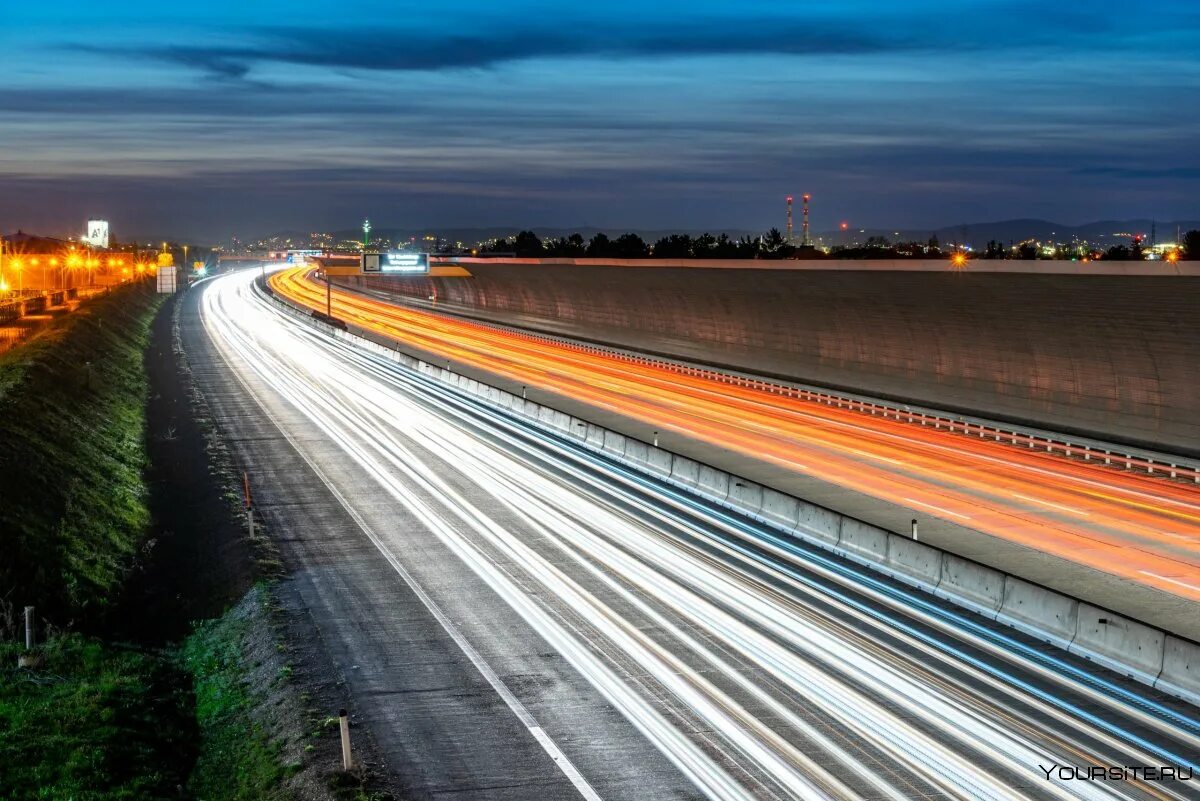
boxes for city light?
[951,252,968,267]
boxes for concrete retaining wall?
[263,284,1200,709]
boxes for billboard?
[85,220,109,248]
[156,266,177,294]
[286,249,325,263]
[362,252,429,274]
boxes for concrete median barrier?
[623,439,651,470]
[585,423,606,451]
[1156,638,1200,707]
[997,578,1079,648]
[1070,605,1166,685]
[795,501,842,546]
[936,555,1004,616]
[838,519,888,563]
[697,465,730,502]
[602,430,626,458]
[670,456,701,487]
[886,535,943,588]
[551,410,573,435]
[760,489,800,531]
[644,446,673,478]
[728,480,764,520]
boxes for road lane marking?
[1138,571,1200,594]
[1012,494,1090,517]
[902,498,972,520]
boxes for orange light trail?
[271,267,1200,601]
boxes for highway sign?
[362,252,429,274]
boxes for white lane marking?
[1012,494,1090,517]
[201,279,605,801]
[902,498,972,520]
[1138,571,1200,594]
[842,447,904,466]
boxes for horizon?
[8,215,1200,248]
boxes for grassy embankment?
[0,285,289,799]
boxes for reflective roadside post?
[339,708,353,770]
[911,519,919,542]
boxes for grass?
[179,590,290,801]
[1,284,360,800]
[0,635,194,800]
[0,284,165,626]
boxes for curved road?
[194,268,1200,800]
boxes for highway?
[196,268,1200,800]
[266,267,1200,607]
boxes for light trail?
[268,266,1200,602]
[201,269,1200,801]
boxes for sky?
[1,1,1198,241]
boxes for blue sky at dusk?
[2,0,1198,239]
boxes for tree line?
[483,229,1200,260]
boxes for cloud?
[82,21,926,80]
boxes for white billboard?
[156,266,177,294]
[85,220,109,248]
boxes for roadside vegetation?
[0,284,164,625]
[0,283,376,800]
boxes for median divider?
[697,465,731,503]
[935,555,1005,616]
[837,519,890,565]
[669,456,701,488]
[886,535,943,588]
[728,480,764,520]
[796,501,841,547]
[1071,604,1166,687]
[760,488,800,531]
[1157,639,1200,704]
[996,578,1079,649]
[258,280,1200,709]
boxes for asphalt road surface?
[185,268,1200,801]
